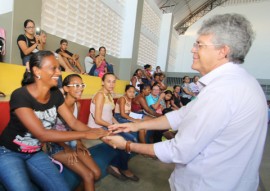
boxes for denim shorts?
[114,113,132,123]
[46,141,77,156]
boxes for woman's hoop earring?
[37,75,41,80]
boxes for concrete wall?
[6,0,122,77]
[11,0,42,65]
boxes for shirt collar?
[199,62,235,87]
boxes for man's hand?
[103,135,127,150]
[108,123,138,134]
[85,128,111,139]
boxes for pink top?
[87,92,115,128]
[96,60,106,73]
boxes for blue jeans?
[101,127,136,170]
[22,55,31,66]
[0,146,69,191]
[114,113,138,142]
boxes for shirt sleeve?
[154,90,232,164]
[165,106,188,131]
[17,34,26,44]
[10,87,33,111]
[55,48,60,54]
[145,95,155,107]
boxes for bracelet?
[125,141,132,154]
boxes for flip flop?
[120,170,140,182]
[0,91,5,97]
[106,166,127,181]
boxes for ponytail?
[21,71,35,86]
[21,51,54,86]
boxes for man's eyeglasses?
[67,84,86,89]
[193,42,222,51]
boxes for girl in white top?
[48,74,101,191]
[130,69,143,94]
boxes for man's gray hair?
[198,13,255,64]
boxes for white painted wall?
[0,0,13,14]
[169,1,270,79]
[157,13,173,71]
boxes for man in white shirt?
[84,47,95,74]
[106,14,268,191]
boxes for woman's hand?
[108,122,138,134]
[103,135,127,150]
[64,147,78,165]
[76,141,90,156]
[85,128,111,139]
[34,35,40,44]
[159,92,166,100]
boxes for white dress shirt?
[154,62,268,191]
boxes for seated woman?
[171,85,183,110]
[152,90,173,143]
[114,85,142,141]
[131,84,160,143]
[159,73,168,91]
[47,74,100,191]
[0,51,107,191]
[181,76,195,105]
[94,54,107,78]
[114,85,141,123]
[146,83,165,115]
[87,73,139,181]
[160,90,173,111]
[189,75,202,96]
[142,64,153,85]
[130,69,143,95]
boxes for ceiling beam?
[174,0,228,35]
[160,0,178,13]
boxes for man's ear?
[218,45,230,60]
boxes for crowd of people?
[16,19,114,78]
[0,13,269,191]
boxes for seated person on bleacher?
[159,73,168,90]
[47,74,101,191]
[88,73,139,182]
[130,69,144,95]
[189,75,203,96]
[171,85,183,110]
[37,31,73,72]
[84,47,96,74]
[114,85,142,125]
[146,83,165,115]
[0,51,107,191]
[131,84,160,143]
[56,39,85,74]
[181,76,195,105]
